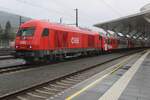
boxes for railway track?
[0,49,145,100]
[0,48,15,60]
[0,62,55,74]
[0,55,15,60]
[0,64,29,74]
[0,49,15,56]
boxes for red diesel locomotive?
[15,20,148,62]
[15,20,106,62]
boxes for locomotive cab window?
[17,27,35,36]
[42,28,49,36]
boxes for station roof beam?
[94,4,150,38]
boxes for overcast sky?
[0,0,150,28]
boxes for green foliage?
[4,21,11,40]
[0,21,16,41]
[0,24,3,39]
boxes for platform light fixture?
[133,36,136,39]
[144,38,148,40]
[139,37,142,39]
[117,33,124,37]
[126,34,130,38]
[107,30,114,35]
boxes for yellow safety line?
[65,55,135,100]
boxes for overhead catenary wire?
[51,0,99,21]
[16,0,75,21]
[100,0,123,17]
[16,0,97,25]
[16,0,123,27]
[50,0,125,25]
[2,0,126,28]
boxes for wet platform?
[52,50,150,100]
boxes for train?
[15,20,150,62]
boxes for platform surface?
[119,52,150,100]
[52,50,150,100]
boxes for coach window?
[108,39,110,44]
[42,28,49,36]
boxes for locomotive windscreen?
[17,27,35,36]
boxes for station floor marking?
[65,53,137,100]
[98,50,150,100]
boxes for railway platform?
[52,50,150,100]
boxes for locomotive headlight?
[29,45,32,49]
[15,45,19,48]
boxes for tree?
[0,24,3,39]
[2,21,12,47]
[4,21,12,40]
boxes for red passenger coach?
[15,20,102,62]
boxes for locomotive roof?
[21,20,98,35]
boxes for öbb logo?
[71,37,80,44]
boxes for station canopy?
[94,3,150,39]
